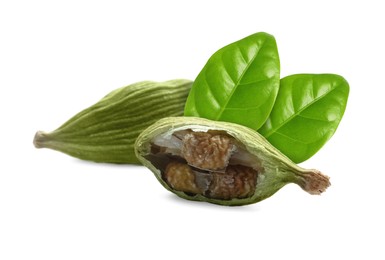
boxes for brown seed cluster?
[163,160,257,200]
[209,165,257,200]
[164,161,201,194]
[158,131,258,200]
[181,131,235,171]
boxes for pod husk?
[135,117,330,206]
[34,79,192,163]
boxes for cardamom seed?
[34,79,192,164]
[135,117,330,206]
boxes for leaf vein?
[273,131,309,144]
[263,85,339,138]
[214,38,266,120]
[202,69,221,109]
[297,114,331,123]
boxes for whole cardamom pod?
[34,79,192,164]
[135,117,330,206]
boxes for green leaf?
[258,74,349,163]
[184,32,280,130]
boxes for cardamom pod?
[34,79,192,164]
[135,117,331,206]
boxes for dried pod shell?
[135,117,330,206]
[34,80,192,163]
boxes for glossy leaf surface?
[259,74,349,163]
[184,32,280,130]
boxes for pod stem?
[296,169,331,195]
[33,131,51,149]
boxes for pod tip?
[300,169,331,195]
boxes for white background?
[1,0,384,259]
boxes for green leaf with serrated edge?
[184,32,280,130]
[259,74,349,163]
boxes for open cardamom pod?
[34,79,192,164]
[135,117,330,206]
